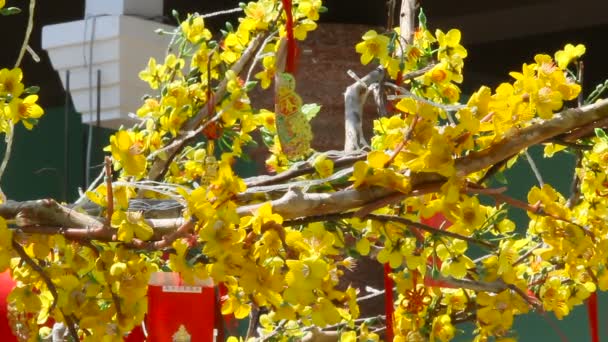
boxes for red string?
[588,292,599,342]
[215,282,227,342]
[383,263,394,341]
[280,0,296,74]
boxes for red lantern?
[0,271,16,341]
[145,272,215,342]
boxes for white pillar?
[42,0,173,129]
[84,0,163,18]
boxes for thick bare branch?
[399,0,417,45]
[456,99,608,176]
[0,199,105,228]
[248,99,608,219]
[344,68,385,151]
[5,100,608,241]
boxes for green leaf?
[494,171,508,185]
[431,262,440,279]
[318,6,328,13]
[225,21,234,32]
[261,131,275,148]
[0,7,22,16]
[387,32,397,55]
[418,8,427,29]
[244,80,258,92]
[595,128,608,142]
[23,86,40,95]
[301,103,321,121]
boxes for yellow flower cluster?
[0,68,44,132]
[9,234,158,341]
[5,0,607,341]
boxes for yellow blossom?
[0,67,24,98]
[355,30,390,65]
[111,210,154,242]
[181,15,212,44]
[108,130,147,178]
[555,43,586,69]
[8,94,44,129]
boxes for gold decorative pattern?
[172,324,192,342]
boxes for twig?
[111,291,123,329]
[578,61,584,108]
[129,218,195,250]
[464,183,507,195]
[15,0,36,67]
[245,30,279,83]
[371,326,387,335]
[11,239,59,311]
[259,320,287,342]
[357,289,386,302]
[400,63,436,81]
[513,242,543,266]
[73,169,105,208]
[302,327,338,342]
[284,211,496,249]
[244,167,353,195]
[320,315,386,332]
[524,149,544,187]
[508,284,543,311]
[244,151,366,188]
[385,83,467,112]
[62,313,80,341]
[104,157,114,223]
[566,150,582,208]
[476,157,511,186]
[246,304,260,340]
[473,189,595,239]
[201,7,243,18]
[0,127,15,202]
[368,213,496,249]
[384,115,420,167]
[353,180,443,218]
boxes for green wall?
[0,106,113,203]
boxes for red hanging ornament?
[587,292,599,342]
[383,263,395,341]
[280,0,297,74]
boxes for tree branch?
[455,99,608,176]
[146,33,265,182]
[11,239,59,311]
[344,67,385,151]
[399,0,417,45]
[0,199,105,229]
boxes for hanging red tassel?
[383,263,395,341]
[280,0,297,74]
[588,292,599,342]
